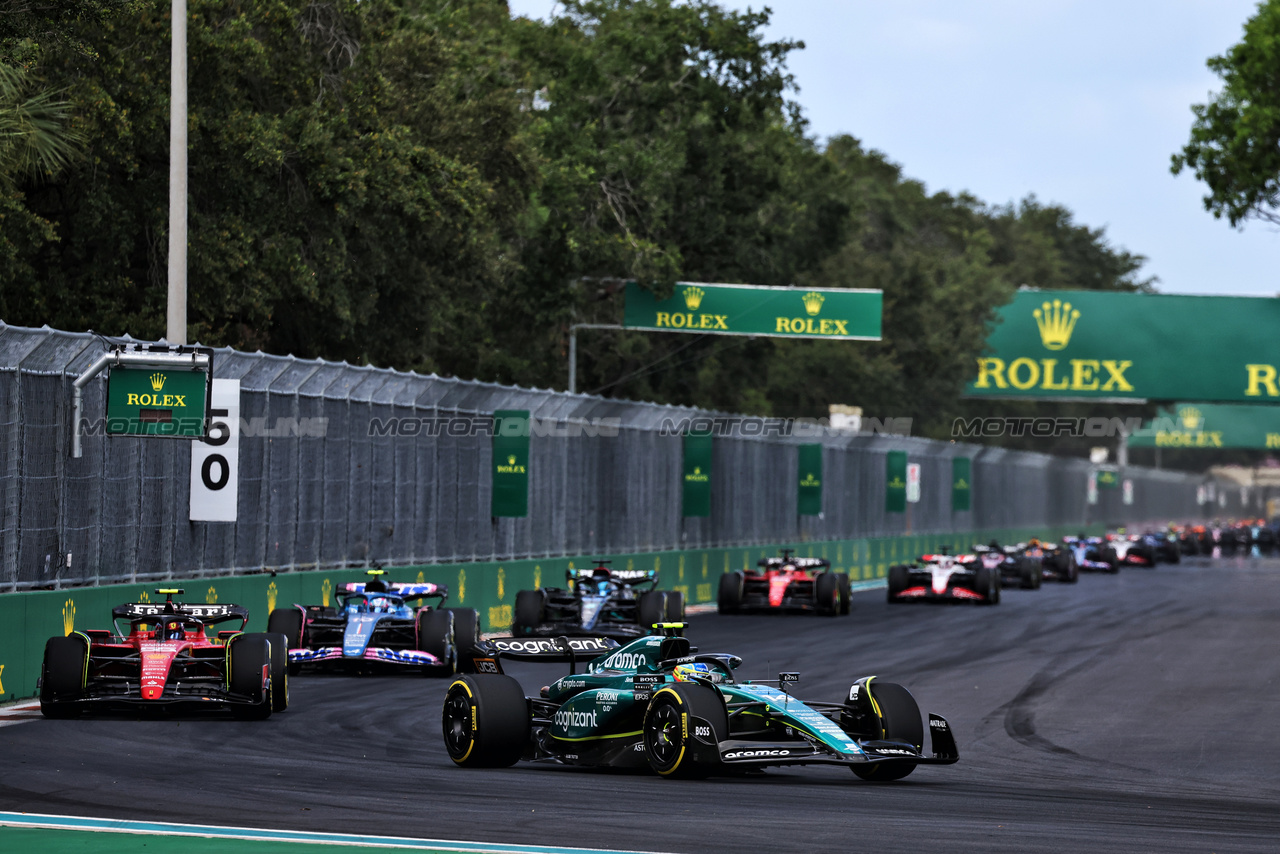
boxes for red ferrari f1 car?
[38,588,287,719]
[718,550,851,615]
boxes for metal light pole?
[166,0,188,344]
[567,324,621,394]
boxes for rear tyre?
[442,675,530,767]
[1063,554,1079,583]
[1019,560,1039,589]
[815,572,840,616]
[851,681,923,782]
[664,590,686,622]
[513,590,546,637]
[717,572,744,614]
[837,574,852,615]
[39,635,88,719]
[446,608,482,672]
[637,591,667,632]
[267,609,303,676]
[417,609,455,676]
[887,565,910,603]
[644,682,728,778]
[229,635,273,720]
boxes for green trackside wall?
[0,525,1097,701]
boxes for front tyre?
[643,682,727,778]
[815,572,840,616]
[837,574,852,615]
[851,681,923,782]
[442,675,530,767]
[40,635,88,719]
[229,635,273,720]
[887,565,910,604]
[445,608,482,671]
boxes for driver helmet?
[1028,537,1040,547]
[672,661,713,682]
[165,620,185,641]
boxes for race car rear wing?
[565,568,657,586]
[756,557,830,569]
[468,636,620,676]
[337,582,447,602]
[111,601,250,624]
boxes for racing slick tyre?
[513,589,546,637]
[446,608,482,672]
[837,574,852,614]
[243,632,290,713]
[850,681,923,782]
[717,571,744,614]
[228,635,273,720]
[975,566,999,605]
[417,609,456,676]
[442,675,530,768]
[1101,546,1120,573]
[637,591,667,633]
[664,590,686,622]
[39,635,88,718]
[815,572,841,616]
[1165,546,1182,565]
[1019,559,1041,590]
[1059,553,1079,583]
[644,682,728,779]
[887,565,911,604]
[267,609,303,675]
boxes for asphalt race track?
[3,557,1279,853]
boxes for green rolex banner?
[1096,467,1119,489]
[492,410,530,517]
[106,366,211,436]
[952,457,972,512]
[624,281,882,340]
[683,431,712,518]
[797,444,823,516]
[886,450,907,513]
[1127,402,1280,450]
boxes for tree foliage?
[0,0,1153,443]
[1173,0,1280,226]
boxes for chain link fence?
[0,322,1231,590]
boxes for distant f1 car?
[1141,532,1181,564]
[513,561,684,640]
[1063,536,1119,572]
[39,588,286,719]
[267,570,480,675]
[972,542,1041,589]
[1106,533,1156,567]
[887,549,999,604]
[717,550,851,615]
[442,624,958,781]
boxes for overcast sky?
[508,0,1278,296]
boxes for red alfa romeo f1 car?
[718,550,851,615]
[39,588,287,719]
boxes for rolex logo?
[322,578,333,607]
[1033,300,1080,350]
[266,581,278,613]
[802,291,825,316]
[508,455,517,465]
[1178,406,1203,431]
[150,372,167,391]
[682,286,705,311]
[63,598,76,635]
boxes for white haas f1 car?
[887,549,999,604]
[267,570,480,675]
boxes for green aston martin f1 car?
[441,625,958,781]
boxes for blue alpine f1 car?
[267,570,480,675]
